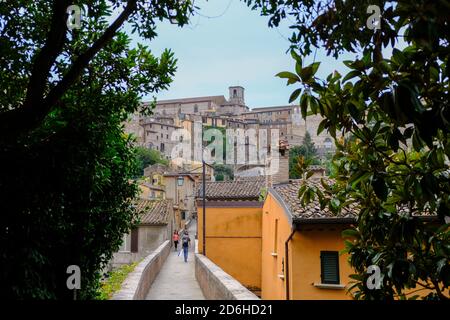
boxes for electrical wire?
[193,0,234,19]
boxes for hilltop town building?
[124,86,335,169]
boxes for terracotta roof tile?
[133,199,173,225]
[197,178,267,201]
[271,179,438,223]
[272,179,358,222]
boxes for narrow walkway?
[146,222,205,300]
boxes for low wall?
[195,252,260,300]
[110,251,140,270]
[112,240,170,300]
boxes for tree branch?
[43,0,138,109]
[0,0,70,138]
[22,0,70,110]
[431,279,449,300]
[0,0,138,139]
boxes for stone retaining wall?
[195,253,260,300]
[112,240,170,300]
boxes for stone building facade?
[124,85,335,166]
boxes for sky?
[129,0,355,109]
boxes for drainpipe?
[284,227,296,300]
[202,158,206,256]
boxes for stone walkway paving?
[146,222,205,300]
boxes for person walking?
[172,230,179,251]
[181,230,191,263]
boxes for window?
[160,143,165,152]
[233,89,237,98]
[181,211,186,220]
[177,176,184,186]
[166,134,169,139]
[194,105,199,113]
[320,251,340,284]
[273,219,278,253]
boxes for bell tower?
[229,86,245,105]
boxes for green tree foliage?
[0,1,193,299]
[203,125,227,161]
[289,131,320,178]
[97,261,140,300]
[246,0,449,299]
[213,163,234,181]
[133,146,169,178]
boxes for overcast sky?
[130,0,355,109]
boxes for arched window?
[194,104,198,113]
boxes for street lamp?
[168,8,178,24]
[168,1,195,25]
[199,123,207,256]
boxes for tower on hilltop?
[228,86,245,105]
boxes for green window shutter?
[320,251,340,284]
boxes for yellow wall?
[139,184,150,199]
[138,184,164,200]
[151,173,164,186]
[290,227,353,300]
[198,205,263,293]
[261,193,293,300]
[262,193,353,300]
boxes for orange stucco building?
[197,178,267,296]
[261,179,357,300]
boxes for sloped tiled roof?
[196,178,267,201]
[271,179,358,223]
[140,183,165,192]
[134,199,173,225]
[152,95,227,105]
[247,105,295,113]
[271,179,439,224]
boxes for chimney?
[269,139,290,185]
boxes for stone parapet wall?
[112,240,170,300]
[195,253,260,300]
